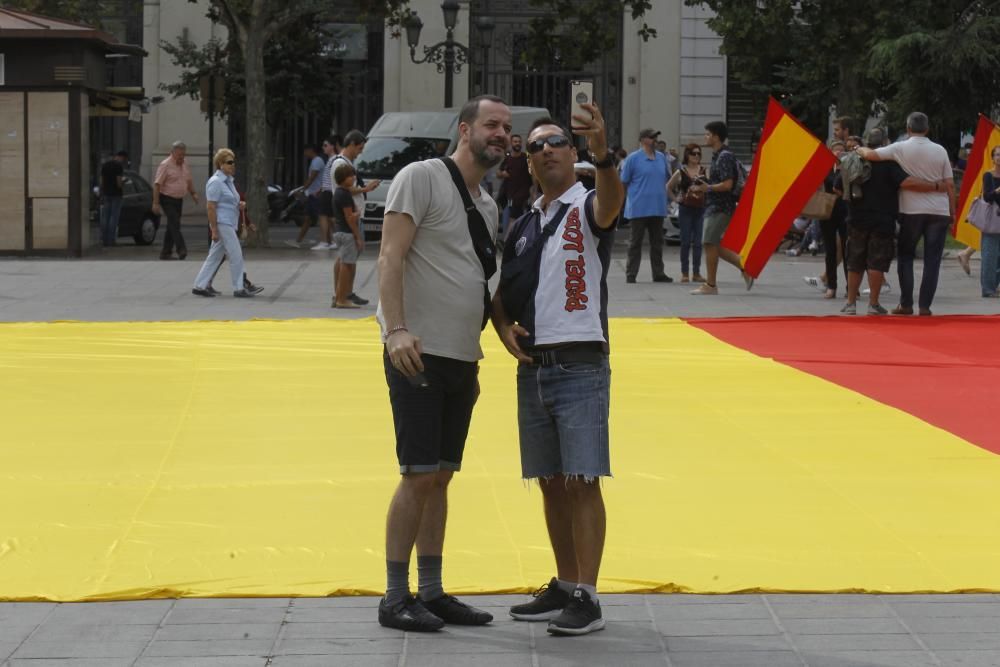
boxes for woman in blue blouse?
[981,146,1000,298]
[192,149,255,298]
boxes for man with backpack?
[689,121,754,295]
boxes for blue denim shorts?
[516,358,611,481]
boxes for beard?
[469,132,507,169]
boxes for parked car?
[664,201,681,245]
[90,170,160,245]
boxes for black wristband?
[593,154,615,169]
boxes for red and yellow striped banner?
[723,98,837,278]
[953,115,1000,250]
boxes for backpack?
[719,148,748,199]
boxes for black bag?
[439,158,497,330]
[498,202,571,324]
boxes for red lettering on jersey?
[562,207,584,253]
[565,256,588,311]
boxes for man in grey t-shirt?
[375,95,512,633]
[858,112,955,315]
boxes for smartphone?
[406,372,429,388]
[570,80,594,129]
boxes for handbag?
[801,190,837,221]
[967,197,1000,235]
[498,203,571,325]
[679,168,705,208]
[439,157,497,330]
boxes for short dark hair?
[848,135,863,145]
[303,143,318,153]
[325,134,342,148]
[704,121,728,143]
[529,117,572,141]
[907,112,930,134]
[511,133,522,140]
[115,150,128,158]
[682,143,701,166]
[333,162,355,185]
[458,95,506,126]
[343,130,366,147]
[833,116,853,133]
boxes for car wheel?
[133,217,158,245]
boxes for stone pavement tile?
[667,650,801,666]
[903,617,1000,634]
[889,595,1000,603]
[405,655,534,667]
[272,620,399,640]
[8,659,134,667]
[0,625,35,643]
[270,637,402,655]
[286,606,381,623]
[173,597,291,609]
[539,656,669,667]
[936,650,1000,667]
[654,619,781,637]
[140,638,273,657]
[164,606,288,625]
[650,602,771,620]
[0,603,56,625]
[889,602,1000,618]
[533,621,662,654]
[600,604,658,622]
[802,650,938,667]
[28,622,158,642]
[790,633,920,651]
[269,656,397,667]
[136,658,269,667]
[289,596,378,608]
[766,594,885,605]
[11,639,148,659]
[153,622,280,641]
[920,633,1000,650]
[664,635,791,652]
[781,618,905,635]
[645,594,762,605]
[0,641,23,660]
[403,623,529,654]
[44,601,171,625]
[772,603,895,619]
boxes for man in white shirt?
[858,112,955,315]
[494,104,623,636]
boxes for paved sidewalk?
[3,594,1000,666]
[2,223,999,666]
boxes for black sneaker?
[207,286,222,296]
[652,275,674,283]
[247,284,265,295]
[349,293,369,306]
[421,594,492,625]
[509,578,571,621]
[625,276,637,284]
[547,588,605,636]
[378,594,444,632]
[191,288,215,297]
[233,289,254,298]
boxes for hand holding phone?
[570,80,594,130]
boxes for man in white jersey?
[493,104,623,636]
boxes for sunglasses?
[224,160,236,165]
[526,135,571,154]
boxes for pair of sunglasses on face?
[224,160,236,165]
[526,135,572,154]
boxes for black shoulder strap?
[541,202,572,237]
[440,157,496,280]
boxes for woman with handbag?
[667,143,707,283]
[978,146,1000,297]
[192,149,257,298]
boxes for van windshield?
[355,137,452,180]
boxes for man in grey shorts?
[689,121,754,295]
[494,101,623,636]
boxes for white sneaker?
[786,248,800,257]
[882,281,892,294]
[808,241,819,251]
[803,276,820,287]
[284,240,300,248]
[311,242,331,250]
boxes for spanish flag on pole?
[722,98,837,278]
[953,115,1000,251]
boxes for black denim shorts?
[383,350,479,474]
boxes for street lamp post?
[405,1,495,107]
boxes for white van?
[355,106,550,236]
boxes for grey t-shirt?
[874,136,953,216]
[376,159,499,362]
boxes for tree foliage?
[687,0,1000,153]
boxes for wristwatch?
[593,153,615,169]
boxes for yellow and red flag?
[722,98,837,278]
[953,115,1000,250]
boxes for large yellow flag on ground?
[722,98,836,278]
[953,115,1000,250]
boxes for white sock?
[577,583,598,602]
[556,578,576,594]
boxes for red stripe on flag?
[954,115,994,237]
[737,144,836,277]
[687,315,1000,455]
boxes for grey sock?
[417,555,444,601]
[577,583,599,602]
[385,559,410,606]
